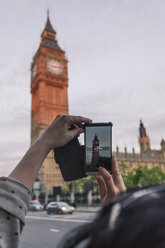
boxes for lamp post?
[33,179,40,201]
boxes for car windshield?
[57,202,69,207]
[49,202,57,206]
[30,201,40,205]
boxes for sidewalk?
[75,206,101,213]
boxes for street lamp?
[33,179,40,201]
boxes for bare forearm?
[8,115,92,191]
[9,137,50,190]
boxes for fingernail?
[112,153,116,159]
[95,176,100,179]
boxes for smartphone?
[84,123,113,175]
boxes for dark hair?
[59,184,165,248]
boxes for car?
[46,201,75,215]
[28,200,44,211]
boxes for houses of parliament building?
[30,13,165,197]
[117,120,165,171]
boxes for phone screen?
[84,124,112,173]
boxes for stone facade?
[31,15,68,195]
[116,120,165,171]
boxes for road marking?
[49,228,60,232]
[26,216,91,223]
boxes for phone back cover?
[54,137,86,181]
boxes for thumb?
[69,127,84,139]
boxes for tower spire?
[139,119,147,137]
[138,120,150,153]
[40,11,63,52]
[44,10,55,33]
[47,8,50,18]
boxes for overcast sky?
[86,126,111,148]
[86,126,111,165]
[0,0,165,176]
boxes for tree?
[119,163,165,189]
[63,164,165,193]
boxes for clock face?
[32,63,37,80]
[47,59,63,75]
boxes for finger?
[98,167,115,195]
[68,127,84,139]
[71,123,84,129]
[55,114,61,120]
[68,115,92,126]
[111,155,125,189]
[95,176,106,201]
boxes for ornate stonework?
[31,15,68,195]
[116,120,165,171]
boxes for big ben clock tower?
[31,13,68,196]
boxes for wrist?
[38,133,54,153]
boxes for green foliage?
[119,164,165,189]
[62,164,165,193]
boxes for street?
[20,209,99,248]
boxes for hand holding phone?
[54,122,113,181]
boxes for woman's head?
[59,184,165,248]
